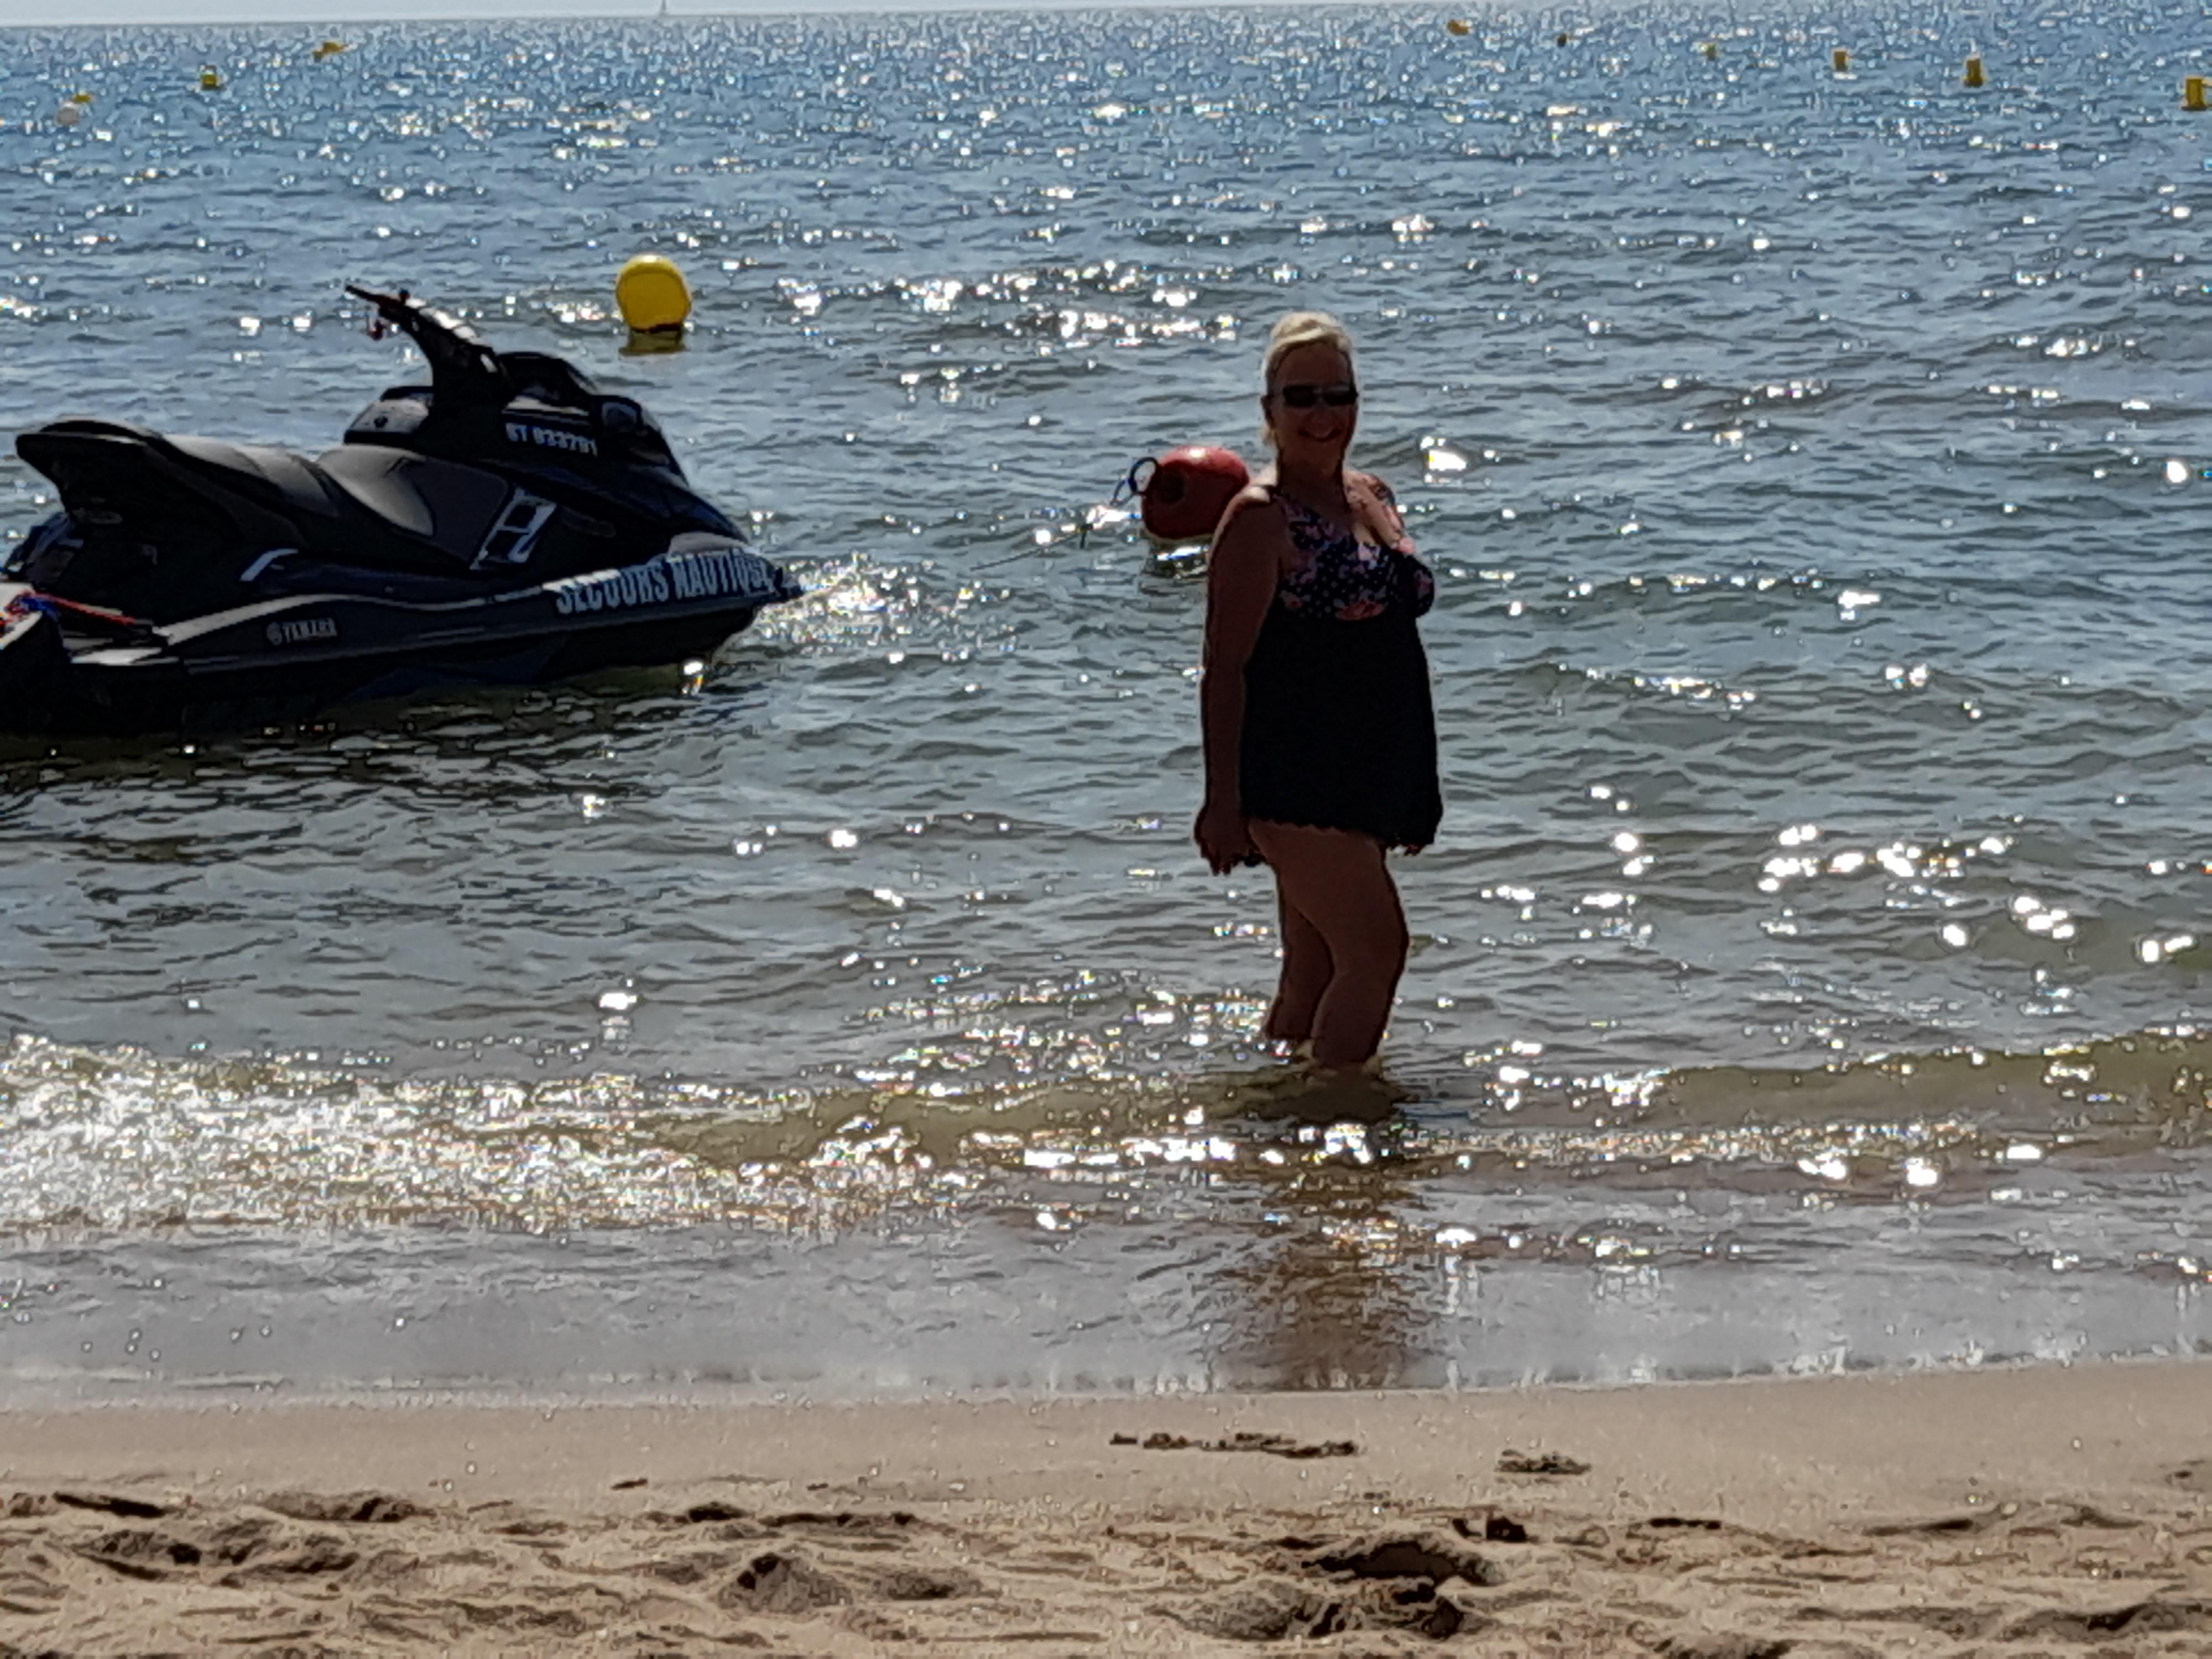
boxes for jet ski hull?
[0,539,796,735]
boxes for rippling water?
[1,4,2207,1399]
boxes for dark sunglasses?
[1271,382,1359,409]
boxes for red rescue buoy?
[1125,445,1249,543]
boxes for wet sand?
[2,1361,2206,1655]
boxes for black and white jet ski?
[0,284,800,734]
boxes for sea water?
[0,3,2206,1399]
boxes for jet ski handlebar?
[344,284,510,405]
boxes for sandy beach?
[2,1360,2205,1655]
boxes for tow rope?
[7,589,155,638]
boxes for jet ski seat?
[24,422,345,527]
[312,445,509,555]
[165,436,341,519]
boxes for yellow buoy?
[1963,54,1985,88]
[1699,41,1719,61]
[1832,48,1850,73]
[616,254,692,336]
[1444,18,1470,36]
[199,66,223,91]
[70,91,93,104]
[2187,75,2208,112]
[312,40,349,62]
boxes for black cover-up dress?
[1237,488,1442,851]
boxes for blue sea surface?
[0,3,2206,1399]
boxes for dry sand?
[2,1360,2206,1656]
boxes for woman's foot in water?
[1267,1057,1409,1124]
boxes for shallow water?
[0,3,2207,1400]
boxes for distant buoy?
[199,66,223,91]
[1444,18,1470,36]
[1963,54,1985,88]
[312,40,349,62]
[1832,48,1850,73]
[1699,41,1719,61]
[615,253,692,336]
[1126,447,1249,544]
[1554,32,1570,48]
[53,102,82,128]
[2187,75,2208,112]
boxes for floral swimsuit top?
[1272,486,1435,623]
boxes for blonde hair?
[1260,311,1357,446]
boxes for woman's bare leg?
[1263,889,1333,1043]
[1246,821,1407,1067]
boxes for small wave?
[1,1024,2204,1237]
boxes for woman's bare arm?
[1194,491,1281,870]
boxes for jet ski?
[0,284,801,735]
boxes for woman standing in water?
[1194,312,1441,1071]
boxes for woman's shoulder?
[1216,478,1287,528]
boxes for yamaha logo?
[267,617,339,646]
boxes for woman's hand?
[1194,798,1256,874]
[1350,472,1415,554]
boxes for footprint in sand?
[52,1491,168,1520]
[1110,1430,1357,1459]
[1495,1449,1590,1477]
[717,1548,851,1615]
